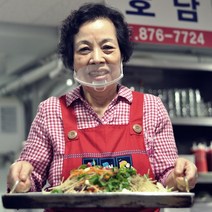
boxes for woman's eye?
[78,47,90,54]
[102,45,115,53]
[103,45,114,50]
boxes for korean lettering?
[126,0,155,17]
[173,0,200,22]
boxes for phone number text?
[130,25,212,47]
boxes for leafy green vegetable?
[51,189,63,193]
[46,165,171,194]
[86,166,137,192]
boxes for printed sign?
[105,0,212,48]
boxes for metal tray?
[2,192,194,209]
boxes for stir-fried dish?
[44,165,173,194]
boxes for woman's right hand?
[7,161,34,193]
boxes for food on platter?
[43,164,173,194]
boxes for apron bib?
[60,91,154,180]
[46,91,159,212]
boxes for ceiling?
[0,0,104,27]
[0,0,104,94]
[0,0,211,97]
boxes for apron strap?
[130,91,144,135]
[59,95,78,142]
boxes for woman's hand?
[7,161,33,193]
[166,157,198,192]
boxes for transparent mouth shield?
[73,63,123,90]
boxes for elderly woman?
[7,2,197,201]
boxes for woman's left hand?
[173,157,198,192]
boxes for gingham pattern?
[18,85,178,191]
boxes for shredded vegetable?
[43,165,172,194]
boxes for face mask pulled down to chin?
[73,63,123,91]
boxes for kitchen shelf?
[171,117,212,127]
[125,51,212,199]
[197,173,212,184]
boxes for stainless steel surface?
[171,117,212,127]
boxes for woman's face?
[73,18,122,88]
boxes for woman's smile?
[89,69,109,78]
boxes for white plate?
[2,192,194,209]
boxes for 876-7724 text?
[129,24,211,47]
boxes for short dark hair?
[58,3,133,70]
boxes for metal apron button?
[133,124,142,134]
[68,130,78,140]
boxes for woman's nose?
[90,49,105,64]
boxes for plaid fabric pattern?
[18,85,177,191]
